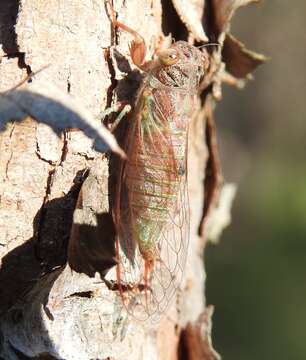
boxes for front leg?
[98,102,132,132]
[106,0,151,71]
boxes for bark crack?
[35,129,67,166]
[103,2,120,111]
[5,124,16,180]
[68,291,93,298]
[5,151,14,180]
[35,168,56,259]
[35,143,57,165]
[59,132,69,165]
[42,168,56,206]
[67,70,71,93]
[104,48,118,110]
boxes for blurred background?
[205,1,306,359]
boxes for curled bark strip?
[171,0,208,42]
[178,306,221,360]
[208,0,260,39]
[222,33,267,79]
[198,97,222,243]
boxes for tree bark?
[0,1,264,359]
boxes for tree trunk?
[0,0,264,359]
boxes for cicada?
[107,2,210,320]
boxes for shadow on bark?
[0,172,85,316]
[0,174,117,358]
[0,0,32,74]
[0,90,117,155]
[160,0,188,41]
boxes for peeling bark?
[0,0,264,359]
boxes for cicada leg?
[98,102,132,132]
[143,259,154,308]
[106,0,151,71]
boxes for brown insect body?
[108,3,209,320]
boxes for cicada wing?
[114,86,190,320]
[145,175,189,316]
[116,174,189,320]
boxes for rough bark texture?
[0,1,264,359]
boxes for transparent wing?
[114,84,191,321]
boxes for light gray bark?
[0,0,263,359]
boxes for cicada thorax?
[112,35,209,318]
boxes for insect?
[106,1,211,320]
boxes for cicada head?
[154,41,210,91]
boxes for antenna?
[197,43,220,49]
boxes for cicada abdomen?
[108,3,210,320]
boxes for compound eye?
[159,49,179,65]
